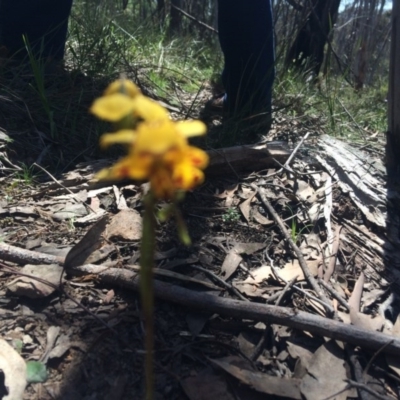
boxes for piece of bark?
[316,135,386,228]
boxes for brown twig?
[324,225,343,282]
[346,380,394,400]
[68,263,400,356]
[0,242,64,265]
[189,265,249,301]
[271,159,323,176]
[275,275,298,306]
[33,162,96,213]
[251,183,334,316]
[170,4,218,34]
[250,326,270,362]
[250,276,297,362]
[346,346,373,400]
[284,132,311,168]
[363,339,394,380]
[318,278,350,311]
[267,132,311,179]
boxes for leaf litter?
[0,104,399,399]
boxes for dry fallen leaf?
[349,307,385,331]
[52,203,88,221]
[239,190,256,223]
[299,233,322,260]
[251,209,274,226]
[300,340,350,400]
[280,259,320,281]
[348,271,365,311]
[294,180,317,203]
[40,326,60,363]
[103,289,115,304]
[346,271,385,331]
[181,369,235,400]
[233,266,274,298]
[215,184,238,208]
[64,216,109,269]
[210,356,302,399]
[6,264,64,298]
[221,243,266,280]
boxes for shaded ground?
[0,64,399,400]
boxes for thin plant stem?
[140,193,157,400]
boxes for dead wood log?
[316,135,387,228]
[206,141,290,176]
[67,263,400,356]
[387,0,400,178]
[314,134,400,289]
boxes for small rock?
[106,209,142,241]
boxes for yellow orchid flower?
[134,119,206,155]
[96,142,209,199]
[104,79,141,98]
[93,79,208,199]
[98,118,208,192]
[172,160,205,189]
[90,79,169,122]
[100,119,207,152]
[100,130,137,148]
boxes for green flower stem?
[174,207,191,246]
[141,193,157,400]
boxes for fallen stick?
[0,242,64,265]
[68,263,400,356]
[251,183,334,316]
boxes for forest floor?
[0,63,399,400]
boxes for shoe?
[204,93,226,114]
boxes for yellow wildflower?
[97,119,208,199]
[104,79,141,97]
[93,79,208,199]
[90,79,168,122]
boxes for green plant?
[222,208,241,224]
[285,205,313,244]
[15,164,38,185]
[23,37,58,140]
[274,63,387,143]
[68,217,76,232]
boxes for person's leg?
[218,0,275,122]
[0,0,73,60]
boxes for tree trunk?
[168,0,182,37]
[156,0,166,24]
[387,0,400,179]
[285,0,341,77]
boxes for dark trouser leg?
[218,0,275,120]
[0,0,73,60]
